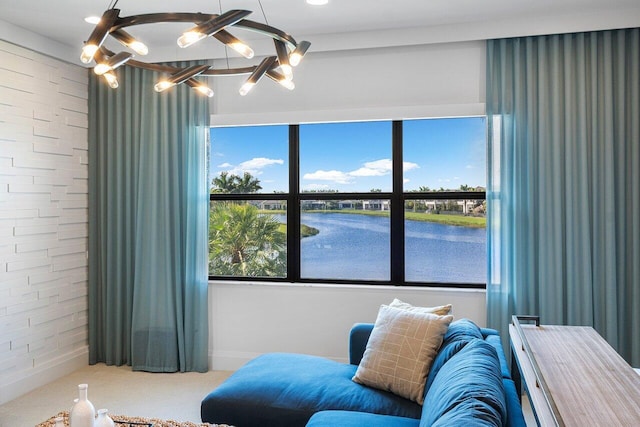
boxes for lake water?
[288,213,486,284]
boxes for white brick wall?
[0,40,89,405]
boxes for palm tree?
[235,172,262,193]
[209,203,286,277]
[211,172,235,193]
[211,171,263,194]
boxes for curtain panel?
[88,62,210,372]
[486,29,640,365]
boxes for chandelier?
[81,4,311,97]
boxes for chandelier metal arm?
[85,7,310,95]
[111,13,298,50]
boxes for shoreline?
[262,209,486,229]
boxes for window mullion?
[391,120,404,284]
[288,125,301,281]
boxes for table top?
[511,321,640,426]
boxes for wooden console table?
[509,315,640,426]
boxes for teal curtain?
[486,29,640,365]
[88,62,210,372]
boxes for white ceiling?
[0,0,639,64]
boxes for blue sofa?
[201,319,526,427]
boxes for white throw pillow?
[352,304,453,404]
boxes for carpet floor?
[0,364,232,427]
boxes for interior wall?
[208,40,488,370]
[210,283,486,370]
[0,40,89,405]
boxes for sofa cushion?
[424,318,484,394]
[352,305,453,404]
[420,338,507,427]
[306,410,419,427]
[485,333,511,378]
[201,353,422,427]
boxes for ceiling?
[1,0,639,64]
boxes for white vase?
[95,409,115,427]
[70,384,95,427]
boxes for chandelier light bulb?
[93,63,111,75]
[280,79,295,91]
[154,80,176,92]
[195,86,214,97]
[229,42,254,59]
[103,72,119,89]
[80,44,99,64]
[177,31,206,48]
[289,52,303,67]
[289,40,311,67]
[280,64,293,81]
[129,41,149,56]
[84,16,101,25]
[239,82,256,96]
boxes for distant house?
[338,200,357,209]
[301,200,327,210]
[425,200,443,212]
[362,200,390,211]
[457,200,476,214]
[259,201,286,210]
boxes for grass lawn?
[264,209,485,228]
[302,209,486,228]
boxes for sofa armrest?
[349,323,374,365]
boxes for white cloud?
[217,157,284,177]
[303,170,354,184]
[403,161,419,172]
[239,157,284,170]
[349,167,387,177]
[303,158,422,186]
[302,183,332,191]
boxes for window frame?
[209,120,486,289]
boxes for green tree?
[234,172,262,193]
[209,203,286,277]
[211,171,262,194]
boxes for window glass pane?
[404,202,486,283]
[209,200,287,278]
[403,117,486,192]
[403,115,487,284]
[299,121,392,193]
[299,200,390,281]
[209,125,288,194]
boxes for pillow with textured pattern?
[353,304,453,404]
[389,298,452,316]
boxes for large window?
[208,118,486,287]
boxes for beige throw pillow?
[388,298,452,316]
[352,305,453,404]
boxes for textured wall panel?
[0,40,88,403]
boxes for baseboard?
[210,350,349,371]
[0,346,89,406]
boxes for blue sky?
[209,117,486,193]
